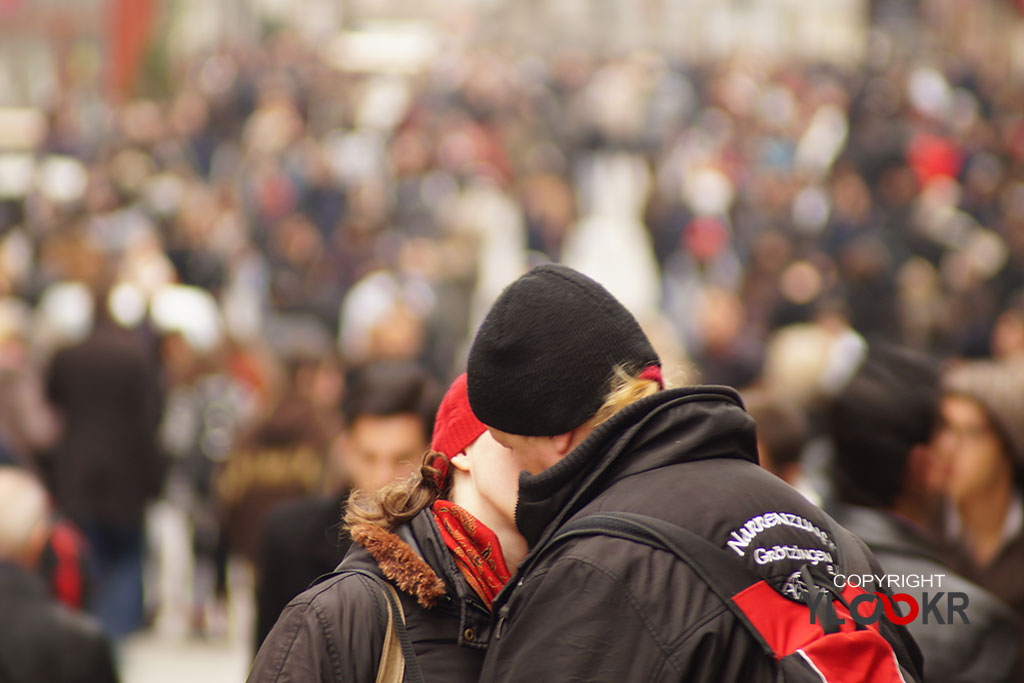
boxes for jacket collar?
[347,509,491,608]
[348,517,447,609]
[346,509,495,648]
[514,385,756,549]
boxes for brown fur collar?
[349,523,448,608]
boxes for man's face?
[933,396,1012,503]
[487,427,566,475]
[342,414,428,493]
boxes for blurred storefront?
[2,0,1023,109]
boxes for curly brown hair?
[344,450,450,531]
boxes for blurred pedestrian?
[829,347,1019,683]
[218,355,331,565]
[44,290,165,639]
[0,299,59,471]
[934,361,1024,652]
[743,390,814,499]
[252,360,439,647]
[0,467,119,683]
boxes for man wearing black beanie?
[469,264,923,683]
[468,264,660,469]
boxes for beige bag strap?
[329,569,423,682]
[375,581,406,683]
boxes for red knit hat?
[430,373,487,485]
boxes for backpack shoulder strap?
[316,568,426,683]
[548,511,779,656]
[545,512,921,682]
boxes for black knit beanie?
[467,264,660,436]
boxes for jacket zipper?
[494,578,523,640]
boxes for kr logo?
[804,590,970,626]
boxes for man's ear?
[551,431,574,457]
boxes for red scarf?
[431,500,512,609]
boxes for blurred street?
[122,633,249,683]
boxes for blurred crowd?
[1,17,1024,677]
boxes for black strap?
[323,568,426,683]
[547,512,783,657]
[535,512,921,680]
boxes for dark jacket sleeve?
[248,573,387,683]
[82,631,120,683]
[53,607,120,683]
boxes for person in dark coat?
[44,298,164,639]
[252,361,439,647]
[0,467,119,683]
[219,369,329,564]
[253,492,348,649]
[248,373,526,682]
[827,345,1019,683]
[465,264,923,682]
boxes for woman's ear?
[450,451,471,472]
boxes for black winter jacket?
[480,386,923,682]
[0,562,119,683]
[247,509,493,682]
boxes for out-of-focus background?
[1,0,1024,681]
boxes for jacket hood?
[515,385,757,548]
[349,520,448,608]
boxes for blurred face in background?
[992,309,1024,360]
[341,414,428,493]
[933,395,1013,505]
[369,305,425,361]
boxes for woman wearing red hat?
[248,373,526,682]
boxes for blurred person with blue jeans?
[45,290,165,639]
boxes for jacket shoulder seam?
[310,589,346,681]
[275,572,387,682]
[263,602,313,681]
